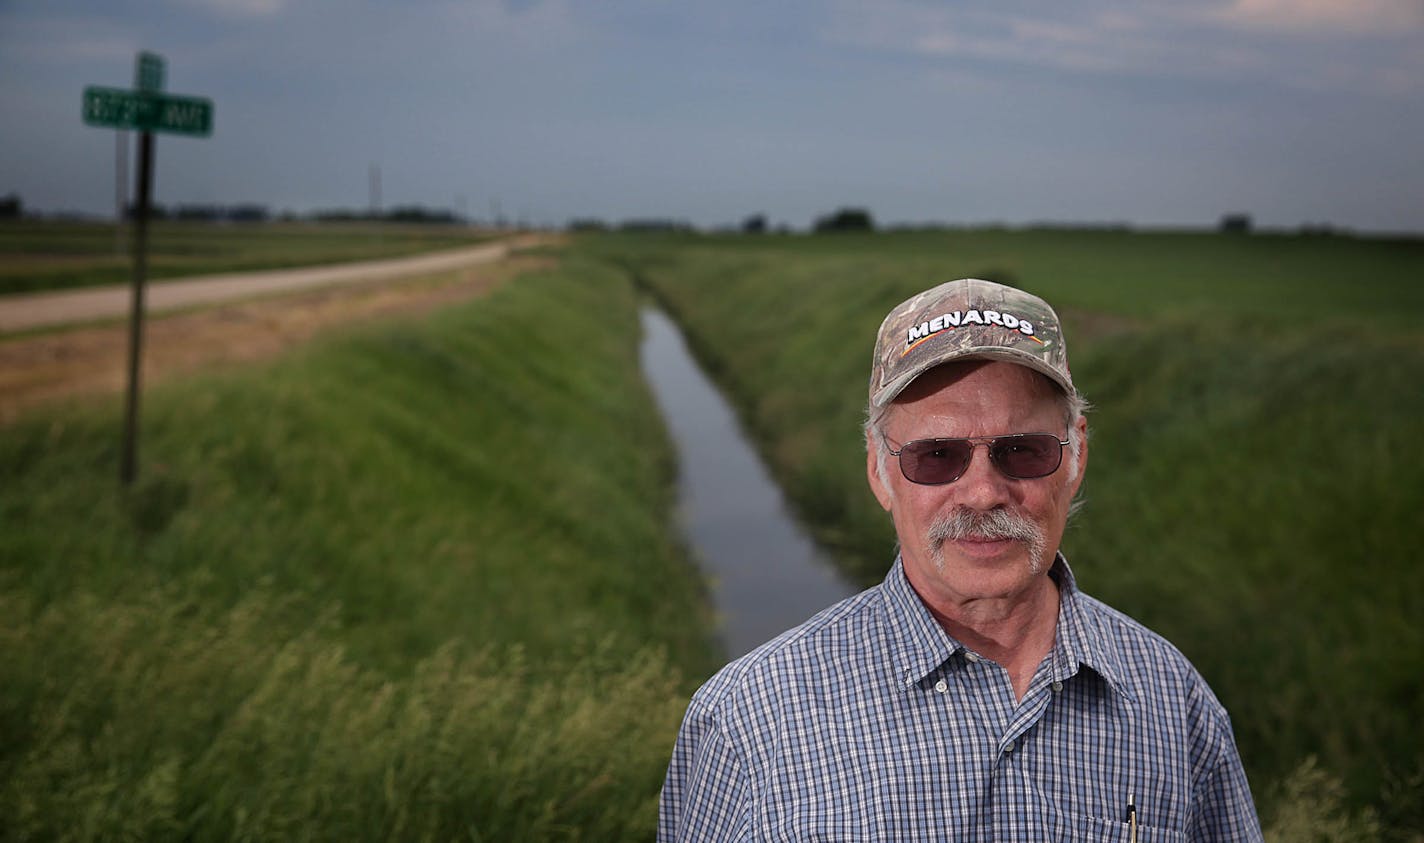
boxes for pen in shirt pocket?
[1126,792,1138,843]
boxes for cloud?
[434,0,582,50]
[822,3,1203,76]
[1207,0,1424,36]
[0,15,140,65]
[172,0,288,19]
[820,0,1423,95]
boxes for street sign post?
[82,52,215,485]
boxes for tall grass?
[0,255,717,838]
[2,590,689,840]
[592,229,1424,839]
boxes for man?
[659,278,1263,840]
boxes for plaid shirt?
[659,555,1263,841]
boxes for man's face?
[866,361,1087,609]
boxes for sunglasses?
[884,433,1069,485]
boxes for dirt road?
[0,235,555,423]
[0,238,533,333]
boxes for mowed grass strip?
[0,255,717,839]
[0,219,495,295]
[595,229,1424,839]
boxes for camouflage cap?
[869,278,1074,408]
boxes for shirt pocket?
[1060,814,1189,843]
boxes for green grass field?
[589,228,1424,839]
[0,252,718,839]
[0,219,494,295]
[4,224,1421,839]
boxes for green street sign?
[137,52,165,93]
[83,86,213,136]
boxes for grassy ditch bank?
[592,228,1424,840]
[1,255,718,839]
[0,220,496,295]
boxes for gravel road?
[0,238,524,333]
[0,235,552,422]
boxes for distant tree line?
[813,207,877,233]
[1219,213,1252,234]
[566,218,696,233]
[109,202,472,225]
[311,205,462,224]
[124,203,274,223]
[0,191,1368,238]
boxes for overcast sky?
[2,0,1421,232]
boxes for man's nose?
[953,443,1014,510]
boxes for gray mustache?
[928,507,1041,544]
[927,507,1048,571]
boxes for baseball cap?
[869,278,1074,408]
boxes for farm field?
[0,249,718,839]
[590,227,1424,839]
[0,219,495,295]
[3,223,1422,840]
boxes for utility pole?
[369,163,383,215]
[370,163,383,244]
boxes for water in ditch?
[639,306,859,659]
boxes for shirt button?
[934,679,948,694]
[965,652,981,663]
[1051,681,1063,693]
[1004,740,1016,753]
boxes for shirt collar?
[880,553,1135,703]
[881,555,964,689]
[1051,554,1136,703]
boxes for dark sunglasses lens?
[899,439,972,484]
[990,434,1063,478]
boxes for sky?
[1,0,1422,233]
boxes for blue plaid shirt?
[660,555,1263,841]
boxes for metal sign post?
[82,51,214,485]
[121,128,154,486]
[115,130,128,255]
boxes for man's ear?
[867,431,894,512]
